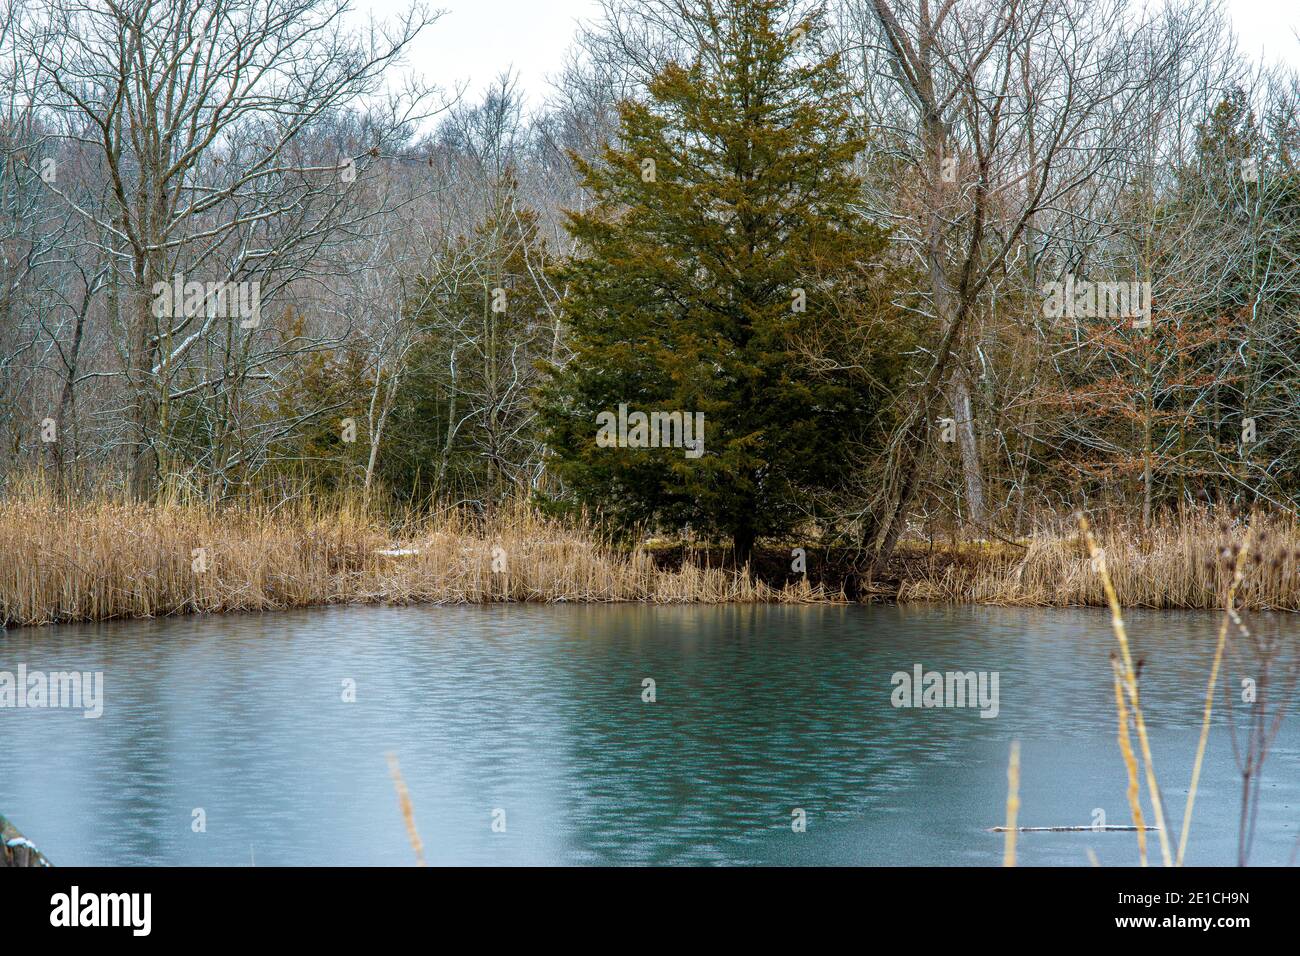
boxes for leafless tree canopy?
[1,0,1298,547]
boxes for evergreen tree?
[539,0,898,561]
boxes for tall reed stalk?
[1002,740,1020,868]
[1079,513,1174,867]
[1177,532,1251,866]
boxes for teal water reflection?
[1,603,1295,865]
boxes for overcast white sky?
[361,0,602,107]
[359,0,1300,108]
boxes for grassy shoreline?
[2,490,1294,627]
[0,491,834,628]
[892,509,1300,611]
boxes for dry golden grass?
[8,476,1292,627]
[0,485,837,627]
[897,509,1300,611]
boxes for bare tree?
[24,0,442,498]
[847,0,1210,566]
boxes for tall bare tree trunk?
[127,279,158,501]
[52,292,90,492]
[948,369,985,528]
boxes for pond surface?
[1,603,1296,865]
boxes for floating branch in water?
[987,825,1160,833]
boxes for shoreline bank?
[1,495,1291,628]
